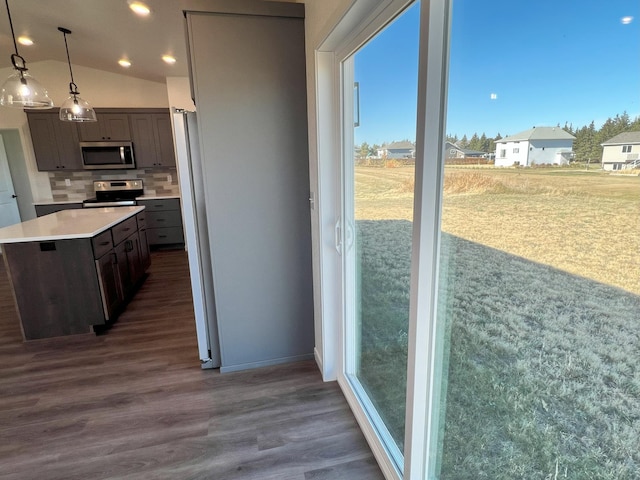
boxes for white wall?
[602,143,639,167]
[529,140,573,166]
[0,61,170,202]
[166,77,195,111]
[494,141,529,166]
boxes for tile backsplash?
[49,168,180,201]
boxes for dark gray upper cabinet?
[26,112,82,171]
[77,113,131,141]
[130,113,176,168]
[27,108,174,171]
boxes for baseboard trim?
[219,353,315,373]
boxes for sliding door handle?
[335,217,342,255]
[354,82,360,127]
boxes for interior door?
[0,136,21,228]
[341,1,420,472]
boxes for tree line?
[357,112,640,162]
[447,112,640,162]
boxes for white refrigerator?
[172,110,221,369]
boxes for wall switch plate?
[64,178,72,187]
[167,174,172,183]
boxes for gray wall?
[186,5,314,372]
[0,130,36,221]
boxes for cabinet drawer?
[147,227,185,245]
[138,198,180,212]
[112,216,138,246]
[92,230,114,259]
[136,212,147,229]
[147,210,183,228]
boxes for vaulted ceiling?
[0,0,190,83]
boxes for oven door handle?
[120,147,126,163]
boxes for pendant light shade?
[0,0,53,109]
[58,27,96,122]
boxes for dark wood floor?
[0,251,383,480]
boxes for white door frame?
[0,135,21,229]
[312,0,451,478]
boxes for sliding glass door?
[341,1,420,471]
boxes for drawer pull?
[99,241,110,246]
[159,235,167,238]
[122,227,131,232]
[154,204,164,208]
[157,219,165,222]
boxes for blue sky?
[354,0,640,145]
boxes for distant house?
[494,127,575,167]
[600,131,640,171]
[444,141,485,159]
[377,141,415,159]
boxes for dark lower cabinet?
[4,239,105,340]
[95,251,122,321]
[137,198,184,248]
[3,211,151,340]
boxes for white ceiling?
[0,0,190,84]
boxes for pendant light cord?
[61,31,75,86]
[4,0,19,56]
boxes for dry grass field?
[355,165,640,295]
[354,164,640,478]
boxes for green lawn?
[354,166,640,478]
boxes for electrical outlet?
[64,178,71,187]
[167,174,172,183]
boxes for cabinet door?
[130,114,157,168]
[114,240,133,296]
[54,120,82,169]
[27,113,61,171]
[78,113,131,141]
[96,252,122,321]
[103,114,131,140]
[138,227,151,271]
[153,114,176,167]
[126,232,143,286]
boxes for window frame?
[313,1,451,478]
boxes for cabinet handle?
[99,241,110,246]
[125,240,133,252]
[157,219,165,222]
[159,235,167,238]
[122,227,131,232]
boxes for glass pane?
[349,2,420,454]
[435,0,640,478]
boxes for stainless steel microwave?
[80,142,136,170]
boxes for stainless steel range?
[82,180,144,208]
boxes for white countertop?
[0,206,144,244]
[33,199,85,205]
[136,195,181,200]
[34,194,180,206]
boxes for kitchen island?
[0,207,150,340]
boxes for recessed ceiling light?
[162,55,176,65]
[128,1,150,16]
[18,36,34,46]
[118,59,132,68]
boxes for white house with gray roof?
[377,141,415,159]
[600,131,640,171]
[494,126,575,167]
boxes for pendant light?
[0,0,53,108]
[58,27,96,122]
